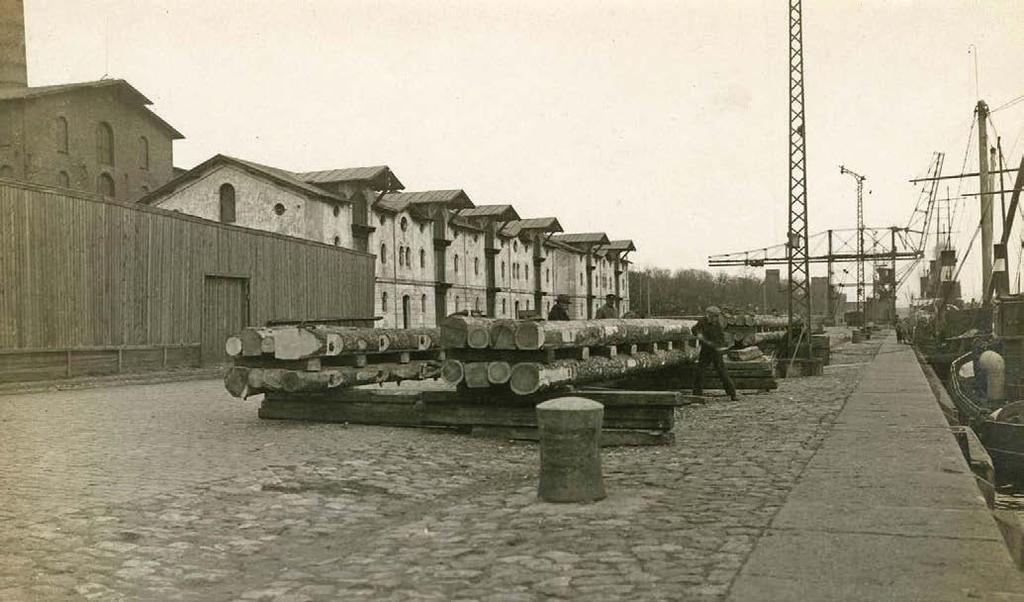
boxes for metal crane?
[839,165,866,318]
[787,0,811,356]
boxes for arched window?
[421,294,427,314]
[96,122,114,165]
[580,273,584,285]
[57,171,70,188]
[404,247,410,267]
[333,236,340,246]
[525,264,530,281]
[96,173,115,198]
[501,298,506,316]
[546,268,550,284]
[380,243,387,264]
[55,117,68,153]
[139,136,149,169]
[514,300,520,317]
[454,254,460,273]
[474,257,479,275]
[378,213,386,226]
[219,183,236,223]
[475,297,480,311]
[455,296,461,311]
[501,261,506,280]
[382,292,388,312]
[400,216,408,231]
[419,248,426,268]
[398,246,404,267]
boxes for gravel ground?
[0,333,882,601]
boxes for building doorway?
[402,295,411,329]
[202,276,250,365]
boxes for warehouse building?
[0,2,182,201]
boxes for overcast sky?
[23,0,1024,300]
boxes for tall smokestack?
[0,0,27,89]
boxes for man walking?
[595,294,618,319]
[547,294,572,321]
[692,306,739,401]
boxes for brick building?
[0,1,181,201]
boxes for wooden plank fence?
[0,179,375,381]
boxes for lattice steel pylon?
[839,165,866,318]
[787,0,811,357]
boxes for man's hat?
[705,305,721,316]
[605,293,617,301]
[556,294,570,303]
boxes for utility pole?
[977,100,993,300]
[890,227,898,321]
[827,229,834,320]
[839,165,866,320]
[787,0,812,357]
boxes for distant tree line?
[628,268,769,317]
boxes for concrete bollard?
[536,397,606,503]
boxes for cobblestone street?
[1,336,881,601]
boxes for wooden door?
[202,276,250,365]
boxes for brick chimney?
[0,0,27,88]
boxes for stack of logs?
[222,324,444,398]
[437,316,699,396]
[724,314,789,348]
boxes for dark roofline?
[139,154,347,206]
[297,166,405,191]
[0,79,184,139]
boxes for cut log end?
[464,362,491,388]
[509,362,543,396]
[466,328,490,349]
[224,336,243,357]
[513,321,544,350]
[487,361,513,384]
[224,366,249,398]
[440,359,465,385]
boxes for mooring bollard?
[536,397,606,503]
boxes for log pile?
[223,324,444,398]
[725,315,789,348]
[224,316,725,447]
[438,316,699,396]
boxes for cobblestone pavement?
[0,335,882,601]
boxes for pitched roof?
[374,189,473,214]
[295,166,404,191]
[596,239,636,253]
[549,232,610,246]
[450,216,486,232]
[458,205,520,221]
[140,154,347,205]
[0,79,184,139]
[500,217,563,237]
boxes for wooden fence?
[0,179,375,382]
